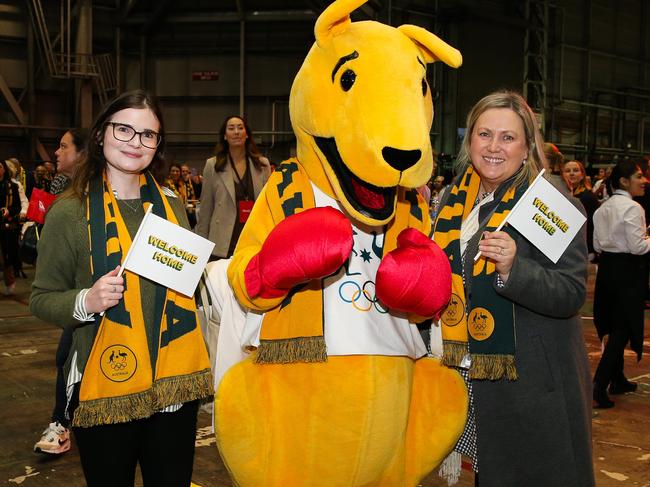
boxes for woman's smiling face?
[563,161,585,187]
[103,108,160,176]
[469,108,529,192]
[621,168,646,197]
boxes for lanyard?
[229,154,251,200]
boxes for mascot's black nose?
[381,147,422,172]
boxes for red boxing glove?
[245,207,354,299]
[375,228,452,318]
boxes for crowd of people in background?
[1,87,646,487]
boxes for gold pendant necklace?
[119,198,141,213]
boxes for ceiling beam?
[0,73,50,161]
[302,0,381,19]
[124,10,316,25]
[141,0,173,34]
[120,0,139,21]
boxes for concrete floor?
[0,265,648,486]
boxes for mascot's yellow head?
[290,0,462,226]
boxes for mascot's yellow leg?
[215,354,467,487]
[376,357,468,486]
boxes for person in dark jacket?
[0,159,22,295]
[592,160,650,408]
[195,115,271,260]
[433,90,594,486]
[33,128,88,456]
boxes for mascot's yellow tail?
[215,356,467,487]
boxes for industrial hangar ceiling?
[93,0,390,55]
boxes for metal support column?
[581,0,592,163]
[239,19,245,117]
[27,17,37,161]
[75,0,93,127]
[116,26,122,94]
[237,0,246,116]
[140,34,147,90]
[523,0,548,132]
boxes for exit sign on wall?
[192,71,219,81]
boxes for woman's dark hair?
[71,89,166,198]
[168,162,182,176]
[166,163,182,187]
[214,115,264,171]
[67,127,89,153]
[605,159,640,196]
[0,159,11,182]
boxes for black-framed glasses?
[106,122,162,149]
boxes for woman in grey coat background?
[196,115,271,260]
[433,91,594,486]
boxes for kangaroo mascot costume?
[216,0,468,485]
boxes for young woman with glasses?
[30,90,212,487]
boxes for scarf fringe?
[255,337,327,364]
[72,390,154,428]
[441,341,468,368]
[72,369,214,428]
[443,342,517,380]
[438,450,462,486]
[153,368,214,409]
[469,354,518,380]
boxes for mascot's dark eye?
[422,78,428,96]
[340,69,356,91]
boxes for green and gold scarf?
[73,171,212,427]
[184,179,195,202]
[433,166,528,380]
[229,160,429,364]
[2,180,14,209]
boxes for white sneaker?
[3,284,15,296]
[34,422,71,454]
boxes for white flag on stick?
[504,172,586,263]
[123,208,215,296]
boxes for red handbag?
[26,188,56,224]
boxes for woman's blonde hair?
[456,90,546,190]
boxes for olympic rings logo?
[338,280,388,314]
[100,345,137,382]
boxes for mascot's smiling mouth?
[315,136,396,221]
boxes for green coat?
[30,193,190,381]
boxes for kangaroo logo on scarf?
[468,307,495,341]
[441,293,464,327]
[100,345,138,382]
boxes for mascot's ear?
[315,0,367,47]
[397,25,463,68]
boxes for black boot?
[594,386,615,408]
[609,379,638,395]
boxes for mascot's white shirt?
[314,184,427,358]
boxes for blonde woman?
[433,91,593,485]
